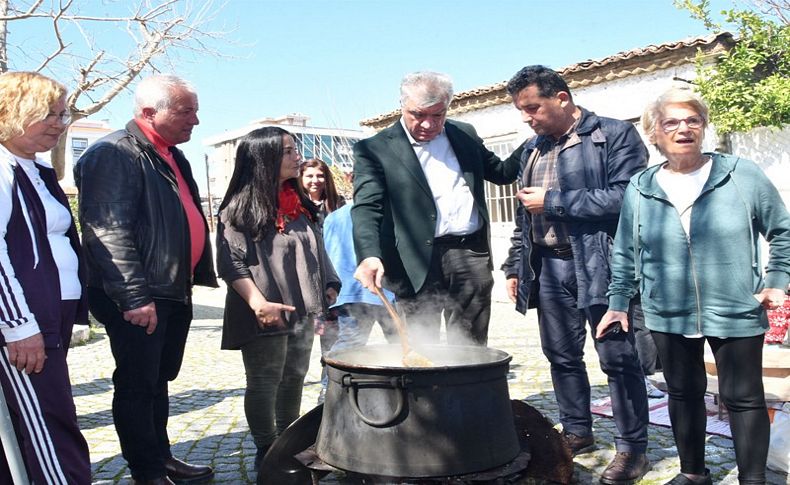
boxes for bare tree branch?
[0,0,233,178]
[0,0,43,20]
[34,1,71,72]
[752,0,790,24]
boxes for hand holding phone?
[597,321,623,342]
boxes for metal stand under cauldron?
[258,400,574,485]
[294,441,531,484]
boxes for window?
[319,135,332,159]
[294,133,311,159]
[71,138,89,159]
[330,136,358,168]
[484,140,519,224]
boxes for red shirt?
[134,119,206,273]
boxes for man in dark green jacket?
[351,71,522,345]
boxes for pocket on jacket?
[702,262,762,317]
[641,264,695,315]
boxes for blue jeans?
[535,252,648,453]
[332,303,398,351]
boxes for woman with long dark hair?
[216,126,339,473]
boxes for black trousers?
[0,300,91,485]
[397,233,493,345]
[88,288,192,481]
[651,332,769,483]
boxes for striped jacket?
[0,148,87,347]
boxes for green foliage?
[676,1,790,134]
[68,193,81,234]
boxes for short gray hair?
[133,74,196,117]
[400,71,454,108]
[641,87,709,142]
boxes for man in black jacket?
[501,66,649,484]
[75,74,217,485]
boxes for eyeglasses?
[44,111,72,125]
[659,115,704,133]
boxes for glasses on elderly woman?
[659,115,704,133]
[44,111,72,125]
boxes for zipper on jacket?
[683,170,718,336]
[16,186,40,269]
[685,233,703,334]
[523,210,537,290]
[141,146,192,305]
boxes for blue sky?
[11,0,736,186]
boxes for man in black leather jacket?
[75,74,217,485]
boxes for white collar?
[399,117,446,146]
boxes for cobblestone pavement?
[70,284,789,484]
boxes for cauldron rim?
[323,343,512,371]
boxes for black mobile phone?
[597,321,623,341]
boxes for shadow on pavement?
[91,430,260,484]
[507,362,523,380]
[192,302,225,320]
[78,387,246,431]
[73,377,113,397]
[169,387,245,411]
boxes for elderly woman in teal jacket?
[598,88,790,485]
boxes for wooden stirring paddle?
[372,286,434,367]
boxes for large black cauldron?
[315,344,520,477]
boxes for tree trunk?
[0,0,8,73]
[51,134,67,180]
[51,114,86,181]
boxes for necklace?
[13,156,46,188]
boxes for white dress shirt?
[401,118,480,237]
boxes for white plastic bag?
[767,407,790,473]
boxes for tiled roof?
[361,32,735,129]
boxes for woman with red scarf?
[215,127,339,474]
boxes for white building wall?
[730,125,790,208]
[454,103,524,140]
[730,125,790,263]
[571,66,698,121]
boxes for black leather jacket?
[75,121,217,311]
